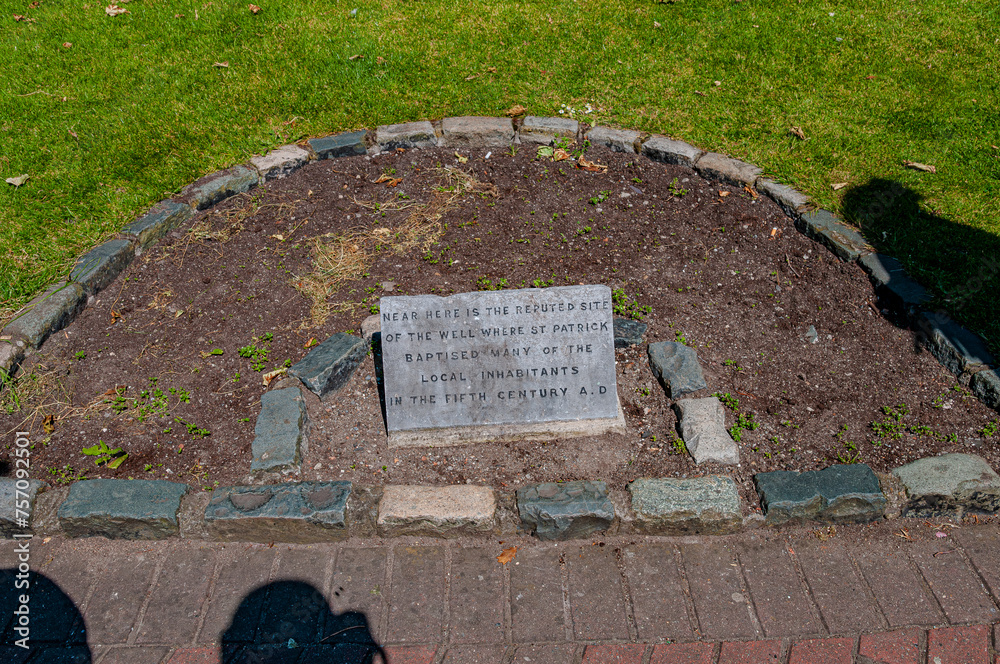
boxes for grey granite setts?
[70,239,135,295]
[0,342,23,385]
[0,479,44,537]
[640,135,704,168]
[517,480,615,541]
[205,481,351,543]
[440,116,514,148]
[796,209,873,262]
[915,311,995,377]
[629,476,741,535]
[971,369,1000,410]
[755,178,810,215]
[377,485,496,538]
[251,387,307,472]
[754,464,886,526]
[251,144,311,181]
[180,165,258,210]
[58,479,189,539]
[374,122,436,151]
[121,200,194,249]
[3,282,85,349]
[613,317,647,349]
[648,341,707,398]
[309,130,368,159]
[518,116,579,145]
[585,126,641,153]
[892,453,1000,517]
[694,152,762,187]
[289,332,367,398]
[673,397,739,465]
[858,253,930,315]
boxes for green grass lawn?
[3,0,999,347]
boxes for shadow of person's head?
[0,568,91,662]
[221,580,383,664]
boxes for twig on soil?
[784,253,800,278]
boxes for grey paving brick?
[205,481,350,543]
[518,116,579,146]
[329,546,388,643]
[137,542,217,644]
[622,544,695,641]
[796,209,874,262]
[199,544,276,644]
[70,239,134,295]
[449,547,504,644]
[375,122,437,151]
[565,545,629,641]
[3,282,85,349]
[267,545,334,644]
[58,479,188,540]
[251,144,310,181]
[98,646,171,664]
[440,116,514,148]
[509,545,565,643]
[121,200,194,249]
[694,152,762,187]
[289,332,367,398]
[309,130,368,159]
[792,539,882,635]
[387,546,445,644]
[641,135,704,167]
[34,539,96,642]
[756,178,810,215]
[517,480,615,541]
[953,526,1000,605]
[679,541,758,640]
[442,645,507,663]
[909,540,999,624]
[175,165,258,211]
[586,126,642,153]
[512,644,578,664]
[738,540,823,638]
[854,543,944,627]
[83,542,159,644]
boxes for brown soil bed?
[2,143,997,512]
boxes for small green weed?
[611,287,651,321]
[81,440,128,469]
[713,392,740,411]
[239,332,273,371]
[668,178,688,197]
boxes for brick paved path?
[3,522,1000,663]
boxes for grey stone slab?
[309,130,369,159]
[565,546,629,640]
[205,481,351,543]
[891,453,1000,517]
[69,239,134,295]
[509,546,566,642]
[971,369,1000,410]
[0,341,24,385]
[251,387,307,472]
[623,544,695,641]
[858,253,929,315]
[449,547,504,643]
[796,209,874,262]
[517,480,614,541]
[585,126,642,153]
[121,200,194,249]
[518,116,579,145]
[754,464,886,525]
[374,121,437,151]
[915,311,995,377]
[792,539,882,634]
[648,341,707,398]
[376,485,495,538]
[694,151,762,187]
[58,479,189,539]
[673,397,739,465]
[613,317,646,348]
[387,546,445,644]
[440,116,515,148]
[641,135,704,167]
[289,332,367,398]
[3,282,85,349]
[679,541,758,639]
[909,539,1000,624]
[251,144,311,181]
[0,478,44,537]
[629,476,742,535]
[176,165,258,210]
[756,178,810,215]
[380,286,625,447]
[738,540,823,638]
[136,542,217,644]
[83,543,159,644]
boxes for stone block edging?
[2,116,999,542]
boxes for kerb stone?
[205,481,351,543]
[251,144,311,181]
[796,209,874,262]
[971,369,1000,411]
[70,239,135,295]
[858,253,929,315]
[251,387,307,472]
[289,332,367,397]
[754,464,886,526]
[441,116,515,148]
[648,341,706,398]
[585,126,642,153]
[517,480,615,541]
[0,342,24,385]
[377,485,496,537]
[629,476,741,535]
[374,121,437,151]
[58,479,189,539]
[915,312,995,377]
[694,152,762,187]
[892,453,1000,517]
[121,200,194,249]
[613,317,647,349]
[756,179,810,215]
[518,116,580,145]
[641,135,704,167]
[673,397,739,465]
[0,479,44,537]
[309,130,369,159]
[3,282,85,349]
[176,165,258,210]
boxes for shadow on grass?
[840,178,1000,355]
[0,570,90,662]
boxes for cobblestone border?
[2,116,999,542]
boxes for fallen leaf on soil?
[104,4,128,16]
[43,414,55,434]
[177,444,184,454]
[270,233,285,241]
[63,42,72,48]
[348,54,363,61]
[373,174,403,186]
[5,174,29,187]
[455,152,468,164]
[497,546,517,564]
[903,160,936,173]
[304,337,318,349]
[789,126,807,140]
[262,367,287,386]
[248,3,260,13]
[744,185,758,198]
[935,531,948,538]
[13,14,37,22]
[831,182,849,190]
[213,61,229,68]
[110,310,122,324]
[896,527,912,541]
[552,148,571,162]
[505,104,526,117]
[719,190,730,197]
[577,157,607,173]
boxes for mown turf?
[2,0,998,347]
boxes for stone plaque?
[380,285,626,447]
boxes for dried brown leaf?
[42,414,55,434]
[248,3,260,13]
[262,368,287,386]
[104,4,128,16]
[831,182,849,190]
[497,546,518,564]
[790,126,807,140]
[5,174,29,187]
[903,160,936,173]
[505,104,527,117]
[213,61,229,68]
[348,54,363,61]
[577,157,607,173]
[552,148,571,162]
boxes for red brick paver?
[718,639,783,663]
[166,647,218,664]
[649,641,715,664]
[858,628,922,664]
[581,644,647,663]
[788,636,854,664]
[927,625,990,664]
[383,644,438,664]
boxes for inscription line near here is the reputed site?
[379,285,626,447]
